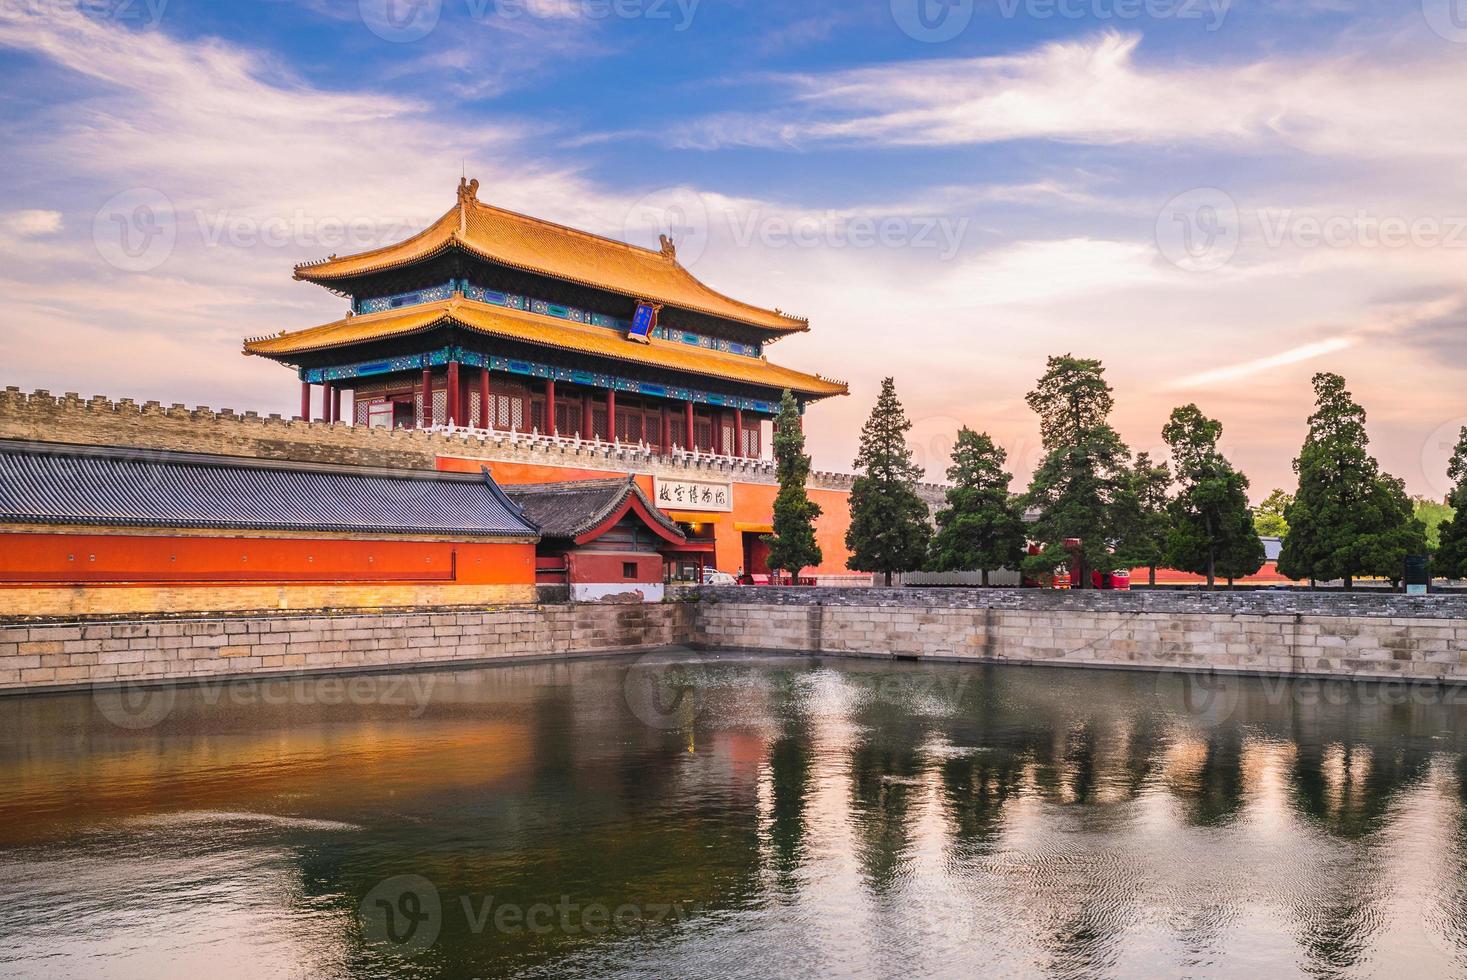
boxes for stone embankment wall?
[689,588,1467,683]
[0,604,688,690]
[4,588,1467,694]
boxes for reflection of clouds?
[7,658,1467,975]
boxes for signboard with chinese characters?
[628,302,659,344]
[653,477,732,512]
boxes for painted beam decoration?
[654,477,732,512]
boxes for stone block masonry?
[687,588,1467,684]
[3,588,1467,694]
[0,604,689,691]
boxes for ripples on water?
[2,653,1467,978]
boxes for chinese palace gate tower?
[246,178,845,455]
[244,178,850,582]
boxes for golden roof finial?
[458,176,480,204]
[658,234,676,259]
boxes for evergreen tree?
[1020,354,1131,588]
[1278,373,1425,588]
[1112,452,1172,586]
[1435,427,1467,580]
[763,390,822,583]
[928,427,1025,586]
[845,377,932,586]
[1161,404,1264,589]
[1253,489,1292,539]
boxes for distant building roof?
[0,441,538,538]
[293,178,808,335]
[502,477,685,545]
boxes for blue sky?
[2,0,1466,497]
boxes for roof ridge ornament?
[658,234,676,260]
[457,176,479,234]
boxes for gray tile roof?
[502,477,685,542]
[0,441,538,538]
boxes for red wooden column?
[684,400,695,451]
[733,408,744,458]
[421,367,433,427]
[660,403,671,454]
[300,382,311,421]
[331,386,342,425]
[479,368,491,429]
[606,389,616,442]
[545,379,557,436]
[446,360,460,426]
[581,389,593,440]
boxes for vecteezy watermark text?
[94,674,437,730]
[360,874,697,958]
[5,0,169,28]
[889,0,1229,43]
[358,0,699,43]
[1156,188,1467,272]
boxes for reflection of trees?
[846,686,930,895]
[1166,726,1247,827]
[764,679,813,895]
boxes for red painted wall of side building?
[0,533,535,586]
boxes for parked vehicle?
[705,570,738,586]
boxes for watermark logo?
[623,653,713,730]
[359,0,443,42]
[1421,418,1467,501]
[361,874,443,956]
[890,0,973,42]
[93,187,176,273]
[622,187,711,268]
[93,680,178,730]
[1155,187,1239,272]
[1423,0,1467,43]
[1160,670,1240,727]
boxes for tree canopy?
[1112,452,1172,584]
[845,377,932,585]
[1433,427,1467,580]
[1253,489,1292,539]
[763,390,822,582]
[1021,355,1131,587]
[1277,373,1425,587]
[928,427,1026,586]
[1161,404,1264,588]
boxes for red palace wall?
[435,456,856,578]
[0,532,535,586]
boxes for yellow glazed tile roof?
[243,297,848,399]
[293,179,807,335]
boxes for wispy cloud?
[1166,337,1357,390]
[666,30,1467,158]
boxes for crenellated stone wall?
[0,386,947,502]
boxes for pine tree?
[763,390,822,583]
[845,377,932,586]
[1161,404,1264,590]
[1020,354,1131,589]
[1278,373,1425,588]
[1253,489,1292,539]
[928,427,1025,586]
[1435,427,1467,580]
[1112,452,1172,586]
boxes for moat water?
[3,652,1467,978]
